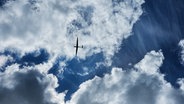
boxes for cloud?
[0,0,144,63]
[0,64,65,104]
[0,0,153,104]
[0,55,13,69]
[134,50,164,75]
[67,50,184,104]
[0,50,184,104]
[179,39,184,65]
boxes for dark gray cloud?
[0,67,62,104]
[0,70,45,104]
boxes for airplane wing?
[76,37,78,47]
[75,37,78,56]
[76,46,78,56]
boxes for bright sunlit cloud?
[0,0,144,63]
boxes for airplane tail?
[82,45,83,48]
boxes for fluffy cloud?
[1,1,184,104]
[0,0,146,102]
[0,64,65,104]
[67,51,184,104]
[134,50,164,75]
[0,55,13,68]
[1,50,184,104]
[179,40,184,65]
[0,0,144,63]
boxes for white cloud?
[0,0,144,64]
[67,51,184,104]
[179,39,184,65]
[135,50,164,75]
[0,55,13,68]
[0,64,65,104]
[1,49,184,104]
[1,0,167,104]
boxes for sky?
[0,0,184,104]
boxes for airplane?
[74,37,83,56]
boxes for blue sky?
[0,0,184,104]
[113,0,184,87]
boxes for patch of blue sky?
[112,0,184,88]
[19,49,49,67]
[49,52,109,101]
[0,48,50,71]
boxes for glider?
[74,37,83,56]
